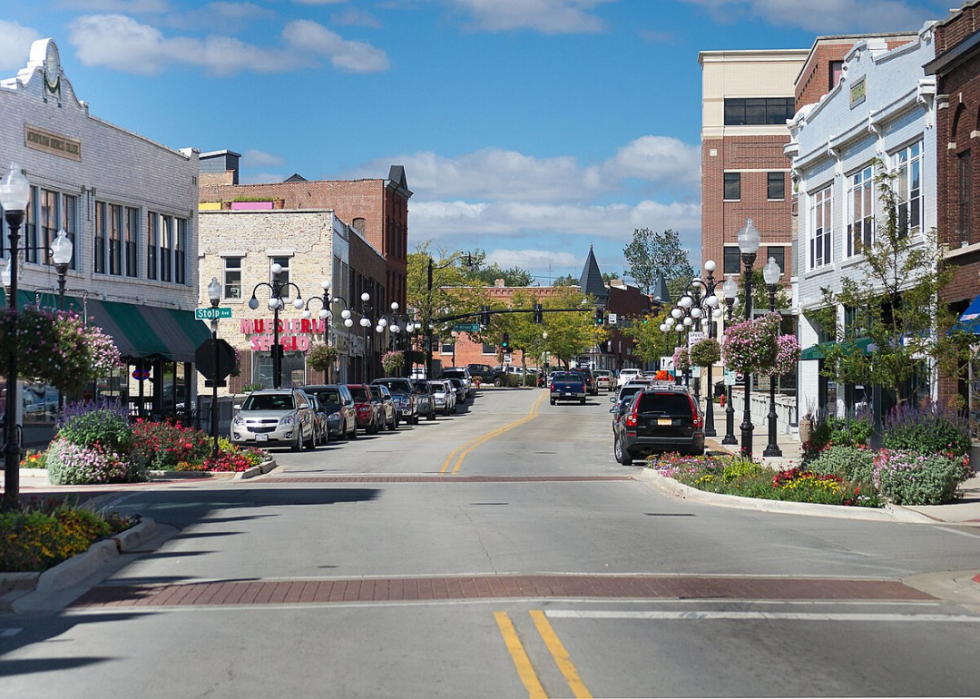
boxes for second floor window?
[893,142,922,238]
[723,246,741,275]
[175,218,187,285]
[847,165,874,258]
[959,150,973,245]
[94,202,106,274]
[147,211,158,280]
[810,186,832,269]
[159,215,173,282]
[125,207,138,277]
[724,172,741,200]
[271,256,291,296]
[768,172,785,200]
[223,257,242,299]
[108,204,122,276]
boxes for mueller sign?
[241,319,326,352]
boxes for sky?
[0,0,954,286]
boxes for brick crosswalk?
[70,574,936,609]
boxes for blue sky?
[0,0,952,285]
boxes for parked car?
[369,384,398,431]
[307,394,330,445]
[428,379,456,416]
[231,388,317,451]
[447,377,466,405]
[302,384,357,440]
[612,386,705,465]
[412,380,437,421]
[574,367,599,396]
[347,383,382,435]
[371,378,419,425]
[550,371,587,405]
[466,363,503,387]
[594,369,616,391]
[441,367,472,399]
[617,368,643,387]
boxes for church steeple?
[579,245,608,306]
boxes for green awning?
[73,298,208,363]
[800,337,874,361]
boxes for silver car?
[428,380,456,416]
[231,388,317,451]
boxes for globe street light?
[248,263,305,389]
[721,274,739,445]
[737,218,761,458]
[0,163,31,507]
[207,276,222,457]
[762,256,783,458]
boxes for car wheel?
[614,436,633,465]
[580,397,586,405]
[411,414,419,425]
[292,430,303,452]
[369,420,379,435]
[550,398,556,406]
[388,415,397,431]
[427,410,436,420]
[350,424,358,439]
[305,427,316,450]
[493,377,502,387]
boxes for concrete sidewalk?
[702,398,980,526]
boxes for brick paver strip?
[70,575,937,609]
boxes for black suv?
[612,387,704,464]
[575,367,599,396]
[467,363,504,387]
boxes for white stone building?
[785,26,938,419]
[0,38,206,438]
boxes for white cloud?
[441,0,611,34]
[487,249,580,269]
[242,149,285,168]
[0,21,41,72]
[281,20,390,73]
[681,0,939,33]
[67,14,389,75]
[332,8,383,29]
[55,0,173,11]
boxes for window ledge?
[946,240,980,258]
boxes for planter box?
[231,201,274,210]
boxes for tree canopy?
[623,228,694,298]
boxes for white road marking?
[545,610,980,623]
[934,526,980,539]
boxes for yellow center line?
[494,611,548,699]
[440,392,546,476]
[530,610,593,699]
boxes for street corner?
[234,458,280,480]
[902,569,980,613]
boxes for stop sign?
[195,338,237,381]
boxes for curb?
[635,468,937,524]
[0,518,158,613]
[235,459,279,480]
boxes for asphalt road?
[3,387,980,698]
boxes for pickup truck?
[549,371,587,405]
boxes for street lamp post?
[207,276,222,457]
[737,218,761,458]
[721,275,738,445]
[0,164,29,507]
[359,292,372,383]
[51,229,73,310]
[302,280,334,381]
[248,264,305,389]
[762,256,783,458]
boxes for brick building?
[926,0,980,433]
[0,38,207,439]
[198,154,410,313]
[699,49,808,282]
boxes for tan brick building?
[699,50,807,280]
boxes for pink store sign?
[230,201,274,210]
[241,318,327,352]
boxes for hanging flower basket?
[722,313,781,375]
[768,334,801,376]
[307,343,338,373]
[689,337,721,367]
[382,350,405,374]
[672,346,691,372]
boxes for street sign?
[688,331,706,347]
[195,338,238,381]
[660,356,674,372]
[453,323,480,332]
[607,313,618,325]
[195,307,232,321]
[504,353,513,364]
[724,370,737,386]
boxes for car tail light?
[690,398,702,428]
[625,399,639,428]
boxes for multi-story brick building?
[926,0,980,435]
[0,38,207,438]
[197,207,387,392]
[787,26,938,419]
[699,49,808,282]
[198,154,409,313]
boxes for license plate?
[658,418,672,426]
[561,392,569,397]
[256,434,268,442]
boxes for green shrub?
[882,404,972,457]
[130,420,211,471]
[873,449,971,505]
[46,438,147,485]
[57,400,133,453]
[0,505,110,572]
[802,415,872,464]
[721,459,765,483]
[808,445,875,485]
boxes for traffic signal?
[533,303,543,324]
[502,332,510,350]
[481,305,491,326]
[595,308,604,325]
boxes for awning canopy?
[67,297,210,363]
[800,337,874,361]
[952,292,980,334]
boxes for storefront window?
[253,351,306,388]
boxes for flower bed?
[0,498,139,573]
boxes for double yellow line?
[494,610,592,698]
[440,392,546,475]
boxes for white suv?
[617,368,643,387]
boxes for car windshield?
[375,379,410,395]
[349,386,371,402]
[241,393,295,411]
[308,390,341,409]
[637,393,694,418]
[428,382,445,393]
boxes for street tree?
[623,228,694,298]
[621,307,673,366]
[807,164,973,409]
[541,286,606,369]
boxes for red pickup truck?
[550,371,587,405]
